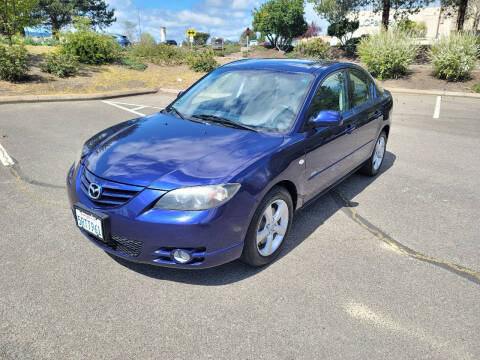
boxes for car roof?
[221,58,359,75]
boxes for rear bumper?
[67,163,252,269]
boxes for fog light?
[171,249,193,264]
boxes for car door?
[347,68,382,163]
[303,70,358,202]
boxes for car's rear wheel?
[240,187,293,267]
[360,130,387,176]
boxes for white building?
[352,6,477,40]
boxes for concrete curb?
[386,87,480,98]
[0,88,159,105]
[0,85,478,104]
[163,86,480,99]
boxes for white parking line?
[102,100,146,116]
[0,143,14,166]
[107,101,163,109]
[433,96,441,119]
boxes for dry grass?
[25,45,57,55]
[0,62,206,96]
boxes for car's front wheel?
[241,187,293,267]
[360,130,387,176]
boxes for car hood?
[85,113,283,189]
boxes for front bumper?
[67,163,252,269]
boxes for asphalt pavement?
[0,92,479,359]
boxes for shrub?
[0,44,29,81]
[186,49,219,72]
[223,43,241,55]
[396,19,427,38]
[131,43,185,65]
[60,29,122,65]
[429,32,479,81]
[121,55,147,71]
[293,38,329,59]
[40,52,79,77]
[342,36,367,57]
[357,29,418,79]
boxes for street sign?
[186,29,196,37]
[246,27,250,37]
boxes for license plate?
[74,205,106,241]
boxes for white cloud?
[108,0,257,43]
[107,0,329,44]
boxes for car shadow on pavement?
[110,151,396,285]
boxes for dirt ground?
[0,45,479,96]
[377,65,480,93]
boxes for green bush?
[186,49,219,72]
[293,38,329,59]
[0,44,29,81]
[429,32,479,81]
[131,43,186,65]
[60,30,122,65]
[357,29,418,79]
[121,55,147,71]
[472,83,480,93]
[0,35,59,46]
[223,43,241,55]
[396,19,427,38]
[342,36,367,57]
[40,52,79,77]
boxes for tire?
[240,186,293,267]
[360,130,387,176]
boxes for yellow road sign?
[186,29,196,37]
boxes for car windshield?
[170,69,314,132]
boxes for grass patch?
[472,83,480,93]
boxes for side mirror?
[177,90,185,98]
[310,110,343,128]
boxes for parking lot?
[1,92,479,359]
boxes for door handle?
[369,110,382,121]
[344,124,355,135]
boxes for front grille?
[107,234,142,257]
[80,169,143,208]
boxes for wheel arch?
[273,180,298,210]
[382,124,390,138]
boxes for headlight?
[154,183,241,211]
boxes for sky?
[106,0,330,43]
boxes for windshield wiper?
[192,114,258,132]
[168,106,185,120]
[164,106,205,124]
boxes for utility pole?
[137,8,142,41]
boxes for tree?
[121,20,137,42]
[0,0,42,44]
[193,31,209,45]
[327,19,359,45]
[302,21,322,38]
[139,32,155,45]
[309,0,361,24]
[35,0,115,37]
[75,0,115,29]
[468,0,480,30]
[368,0,434,29]
[252,0,307,50]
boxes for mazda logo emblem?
[88,183,102,200]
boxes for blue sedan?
[67,59,393,268]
